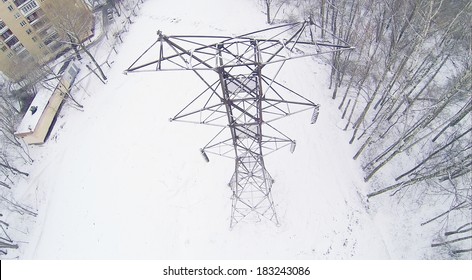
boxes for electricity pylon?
[125,20,352,227]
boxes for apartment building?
[0,0,92,81]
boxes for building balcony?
[14,0,29,7]
[19,0,40,17]
[0,21,7,34]
[35,22,52,34]
[31,18,51,32]
[27,8,45,24]
[6,37,20,48]
[1,29,13,41]
[48,41,64,52]
[38,27,58,41]
[1,34,13,43]
[12,42,26,54]
[43,32,59,46]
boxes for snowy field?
[11,0,439,259]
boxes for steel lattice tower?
[125,21,352,227]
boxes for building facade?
[0,0,92,81]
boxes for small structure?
[15,61,80,144]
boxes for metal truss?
[125,20,352,227]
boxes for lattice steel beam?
[125,20,353,227]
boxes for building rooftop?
[15,88,54,135]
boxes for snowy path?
[20,0,391,259]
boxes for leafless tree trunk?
[300,0,472,257]
[47,0,108,81]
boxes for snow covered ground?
[9,0,440,259]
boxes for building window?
[26,28,32,34]
[20,20,26,26]
[7,52,14,58]
[0,21,6,30]
[8,5,14,11]
[1,46,7,52]
[32,35,37,42]
[14,13,21,19]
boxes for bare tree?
[261,0,290,24]
[295,0,472,257]
[0,84,35,257]
[44,0,107,81]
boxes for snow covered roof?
[15,89,54,135]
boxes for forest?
[263,0,471,256]
[0,0,139,257]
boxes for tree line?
[262,0,471,257]
[0,0,146,258]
